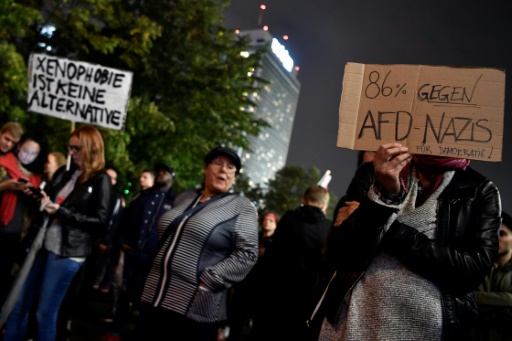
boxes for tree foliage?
[255,165,338,219]
[0,0,267,195]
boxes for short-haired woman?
[140,146,259,340]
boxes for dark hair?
[141,169,154,177]
[15,131,48,174]
[357,150,376,167]
[502,211,512,230]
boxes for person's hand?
[1,179,29,192]
[373,143,411,195]
[44,202,60,215]
[333,201,360,227]
[23,187,46,201]
[121,244,133,253]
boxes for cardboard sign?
[27,53,133,130]
[337,63,505,162]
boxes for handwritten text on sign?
[336,63,505,162]
[27,53,133,130]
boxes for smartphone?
[28,187,44,199]
[18,178,29,183]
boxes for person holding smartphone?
[3,125,112,341]
[0,131,48,306]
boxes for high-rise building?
[239,29,301,190]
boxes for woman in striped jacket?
[140,146,259,340]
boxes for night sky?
[224,0,512,213]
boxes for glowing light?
[271,38,294,72]
[263,25,269,31]
[283,35,289,40]
[295,66,300,71]
[260,4,266,10]
[240,51,250,58]
[41,24,56,38]
[235,29,240,34]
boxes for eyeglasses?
[211,159,236,174]
[67,145,82,153]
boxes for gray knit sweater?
[319,170,454,340]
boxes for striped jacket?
[140,189,259,323]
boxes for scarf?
[0,153,43,227]
[400,155,470,201]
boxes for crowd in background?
[0,121,510,341]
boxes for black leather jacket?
[319,162,501,340]
[48,167,112,257]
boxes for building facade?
[239,29,301,190]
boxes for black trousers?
[143,304,221,341]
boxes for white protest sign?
[27,53,133,130]
[337,63,505,162]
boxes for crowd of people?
[0,121,510,341]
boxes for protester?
[225,211,279,340]
[84,168,126,320]
[311,143,501,340]
[470,211,512,341]
[93,168,125,293]
[3,125,112,341]
[255,185,331,341]
[138,169,154,191]
[111,162,176,339]
[43,151,67,183]
[332,150,376,225]
[258,211,279,257]
[0,131,48,305]
[0,122,23,155]
[140,146,259,341]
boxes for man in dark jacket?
[470,211,512,340]
[111,162,175,339]
[255,184,331,341]
[312,143,501,341]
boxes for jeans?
[4,250,83,341]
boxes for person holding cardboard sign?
[310,142,501,340]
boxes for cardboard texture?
[27,53,133,131]
[337,63,505,162]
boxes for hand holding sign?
[373,143,411,195]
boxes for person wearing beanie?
[140,146,258,340]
